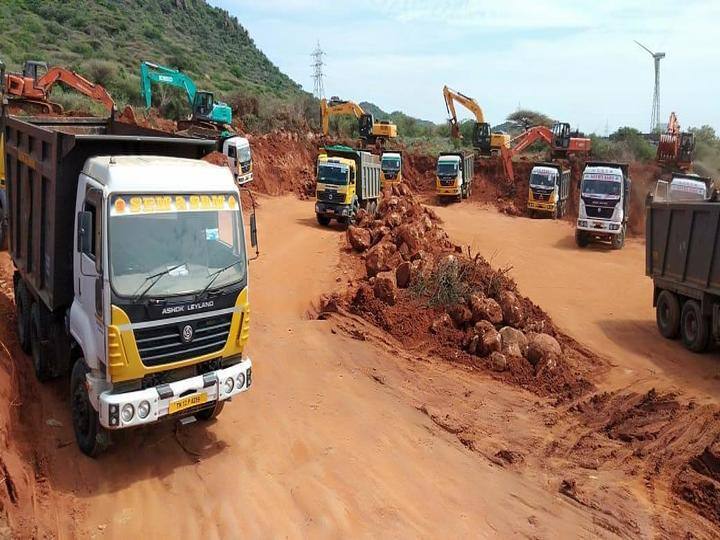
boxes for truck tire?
[316,214,331,226]
[575,230,589,248]
[680,300,711,353]
[14,281,32,354]
[611,229,625,250]
[30,303,54,382]
[195,401,225,421]
[656,290,681,339]
[71,358,109,457]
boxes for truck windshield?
[108,194,246,298]
[582,175,622,197]
[382,158,401,171]
[437,162,459,176]
[530,172,556,188]
[238,146,251,163]
[318,163,348,185]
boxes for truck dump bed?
[3,116,216,311]
[646,198,720,297]
[324,145,380,201]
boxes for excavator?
[442,85,509,156]
[320,97,397,149]
[3,60,115,114]
[551,122,591,158]
[656,112,695,171]
[139,61,232,134]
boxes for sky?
[209,0,720,134]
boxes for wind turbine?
[635,40,665,132]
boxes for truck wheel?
[680,300,711,353]
[195,401,225,421]
[15,281,32,354]
[30,304,54,382]
[575,230,589,248]
[656,290,681,339]
[316,214,331,226]
[71,358,109,457]
[611,230,625,250]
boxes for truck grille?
[585,205,614,219]
[532,190,551,201]
[439,178,456,187]
[317,190,341,203]
[134,313,232,367]
[241,162,251,173]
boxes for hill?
[0,0,304,107]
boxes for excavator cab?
[358,113,374,141]
[552,122,571,151]
[22,61,48,82]
[679,132,696,166]
[473,122,492,156]
[192,91,215,121]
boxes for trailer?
[646,179,720,352]
[4,115,255,455]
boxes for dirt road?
[433,202,720,404]
[2,196,614,538]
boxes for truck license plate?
[169,392,208,414]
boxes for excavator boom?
[442,85,508,156]
[321,96,397,148]
[657,111,694,171]
[37,67,115,111]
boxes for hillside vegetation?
[0,0,303,110]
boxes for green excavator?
[139,61,232,133]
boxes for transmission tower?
[311,41,325,99]
[635,40,665,131]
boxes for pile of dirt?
[322,187,598,401]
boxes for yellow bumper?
[527,201,556,212]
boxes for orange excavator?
[657,112,694,171]
[4,61,115,114]
[498,123,592,182]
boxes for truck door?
[76,184,106,367]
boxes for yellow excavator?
[321,96,397,149]
[443,85,509,156]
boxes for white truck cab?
[222,136,253,185]
[576,161,631,249]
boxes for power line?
[311,41,325,99]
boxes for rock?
[430,313,452,334]
[355,208,370,226]
[499,290,525,326]
[46,418,63,428]
[385,212,402,228]
[499,326,528,358]
[469,294,503,324]
[421,215,433,232]
[489,351,508,372]
[319,295,341,314]
[370,226,391,246]
[373,274,397,305]
[347,226,372,252]
[474,320,496,336]
[467,334,480,355]
[448,304,472,327]
[527,333,562,367]
[395,224,422,255]
[395,261,413,288]
[365,241,397,277]
[480,328,502,356]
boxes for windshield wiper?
[132,262,187,303]
[196,260,243,300]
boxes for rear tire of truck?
[611,229,625,250]
[15,281,32,354]
[316,214,331,227]
[656,290,681,339]
[71,358,109,458]
[195,401,225,421]
[575,230,589,248]
[30,304,54,382]
[680,300,711,353]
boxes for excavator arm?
[321,97,366,135]
[140,61,197,110]
[442,85,486,138]
[498,126,555,183]
[37,67,115,112]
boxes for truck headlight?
[121,404,135,423]
[137,400,151,419]
[224,377,235,394]
[236,372,246,389]
[610,224,620,231]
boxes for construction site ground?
[0,136,718,538]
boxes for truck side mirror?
[77,211,92,255]
[250,213,258,249]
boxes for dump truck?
[222,136,253,185]
[436,152,474,201]
[3,115,256,456]
[527,162,571,218]
[380,151,402,186]
[315,145,381,226]
[576,161,631,249]
[646,175,720,352]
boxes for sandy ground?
[431,201,720,405]
[0,195,629,538]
